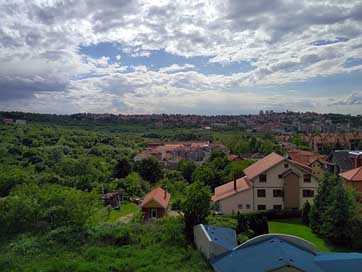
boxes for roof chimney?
[233,175,237,191]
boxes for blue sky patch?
[311,37,348,46]
[79,42,253,75]
[344,58,362,68]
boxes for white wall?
[218,189,253,215]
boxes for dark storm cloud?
[0,77,67,100]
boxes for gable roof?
[339,167,362,181]
[288,149,325,166]
[203,225,237,251]
[330,150,354,172]
[141,187,170,208]
[212,176,251,202]
[244,152,285,180]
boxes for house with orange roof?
[134,141,229,169]
[339,166,362,199]
[287,149,327,179]
[141,187,170,220]
[212,152,319,214]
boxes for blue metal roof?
[211,237,324,272]
[204,225,237,251]
[315,253,362,272]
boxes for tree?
[310,174,340,234]
[113,158,132,179]
[208,149,227,161]
[177,160,196,183]
[192,165,221,189]
[135,157,162,183]
[347,217,362,250]
[301,201,311,225]
[181,182,211,240]
[321,182,355,245]
[111,172,146,197]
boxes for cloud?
[0,0,362,114]
[332,91,362,105]
[158,64,195,73]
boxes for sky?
[1,0,362,115]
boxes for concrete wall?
[193,224,233,259]
[194,224,212,259]
[218,188,253,215]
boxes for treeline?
[221,134,284,155]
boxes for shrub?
[302,201,311,225]
[347,218,362,250]
[235,212,269,237]
[88,223,132,246]
[0,183,97,237]
[237,233,249,244]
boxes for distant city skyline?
[1,1,362,115]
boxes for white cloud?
[0,0,362,114]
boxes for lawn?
[107,203,139,222]
[268,218,344,252]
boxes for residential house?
[141,187,170,220]
[15,119,27,125]
[193,225,362,272]
[328,150,362,174]
[287,149,327,179]
[339,166,362,199]
[212,152,319,214]
[2,118,14,125]
[134,141,228,169]
[227,154,240,161]
[304,132,362,152]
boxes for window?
[257,189,266,197]
[303,190,314,198]
[273,205,282,210]
[284,163,289,168]
[257,204,266,211]
[246,204,251,209]
[273,189,284,197]
[259,174,267,183]
[304,174,311,182]
[238,204,243,209]
[151,208,158,218]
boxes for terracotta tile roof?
[288,149,324,166]
[244,152,285,180]
[212,176,251,202]
[288,159,313,174]
[227,154,240,161]
[339,167,362,181]
[141,187,170,208]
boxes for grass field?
[107,203,139,222]
[268,218,347,252]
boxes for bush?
[88,223,132,246]
[236,212,269,237]
[347,218,362,250]
[302,201,311,225]
[0,183,97,237]
[237,233,249,244]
